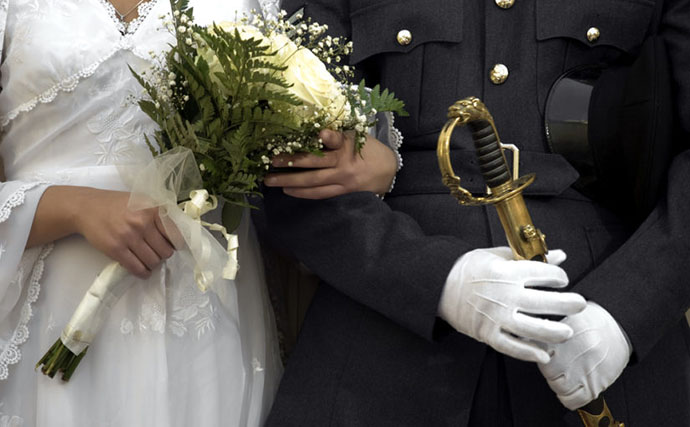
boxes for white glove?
[538,301,632,410]
[438,247,586,364]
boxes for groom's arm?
[259,0,471,340]
[571,0,690,362]
[253,188,471,340]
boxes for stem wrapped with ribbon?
[37,147,239,381]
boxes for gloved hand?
[438,247,586,363]
[538,301,632,410]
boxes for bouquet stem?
[36,339,88,381]
[36,262,130,382]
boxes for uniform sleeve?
[253,189,470,340]
[574,0,690,361]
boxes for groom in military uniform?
[255,0,690,425]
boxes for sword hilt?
[437,97,546,261]
[467,119,512,188]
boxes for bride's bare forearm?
[27,186,174,277]
[26,185,88,248]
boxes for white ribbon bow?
[179,189,239,290]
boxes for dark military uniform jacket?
[255,0,690,425]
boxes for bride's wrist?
[28,186,93,247]
[67,186,106,238]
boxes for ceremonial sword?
[436,96,623,427]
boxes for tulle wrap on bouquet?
[126,146,239,295]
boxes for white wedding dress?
[0,0,282,426]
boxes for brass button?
[586,27,600,43]
[490,63,509,85]
[396,29,412,46]
[495,0,515,9]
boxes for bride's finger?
[283,184,347,200]
[155,213,183,249]
[145,227,175,260]
[120,249,151,279]
[264,168,339,188]
[130,239,162,271]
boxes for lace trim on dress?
[0,0,163,128]
[0,244,54,381]
[127,0,158,35]
[0,182,51,380]
[0,47,122,128]
[97,0,159,35]
[0,182,46,224]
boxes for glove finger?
[545,370,581,396]
[508,312,575,343]
[517,289,586,316]
[496,261,569,288]
[491,333,551,364]
[557,385,595,411]
[545,249,567,266]
[537,343,581,385]
[537,351,560,378]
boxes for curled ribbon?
[179,189,240,291]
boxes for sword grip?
[467,120,512,188]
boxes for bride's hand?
[28,186,175,279]
[74,189,175,279]
[263,129,397,199]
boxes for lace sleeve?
[369,111,404,195]
[0,180,50,381]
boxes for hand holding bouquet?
[37,0,407,381]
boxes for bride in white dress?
[0,0,401,424]
[0,0,286,426]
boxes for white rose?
[270,33,300,64]
[278,43,350,126]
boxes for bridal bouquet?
[36,0,407,381]
[134,2,407,228]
